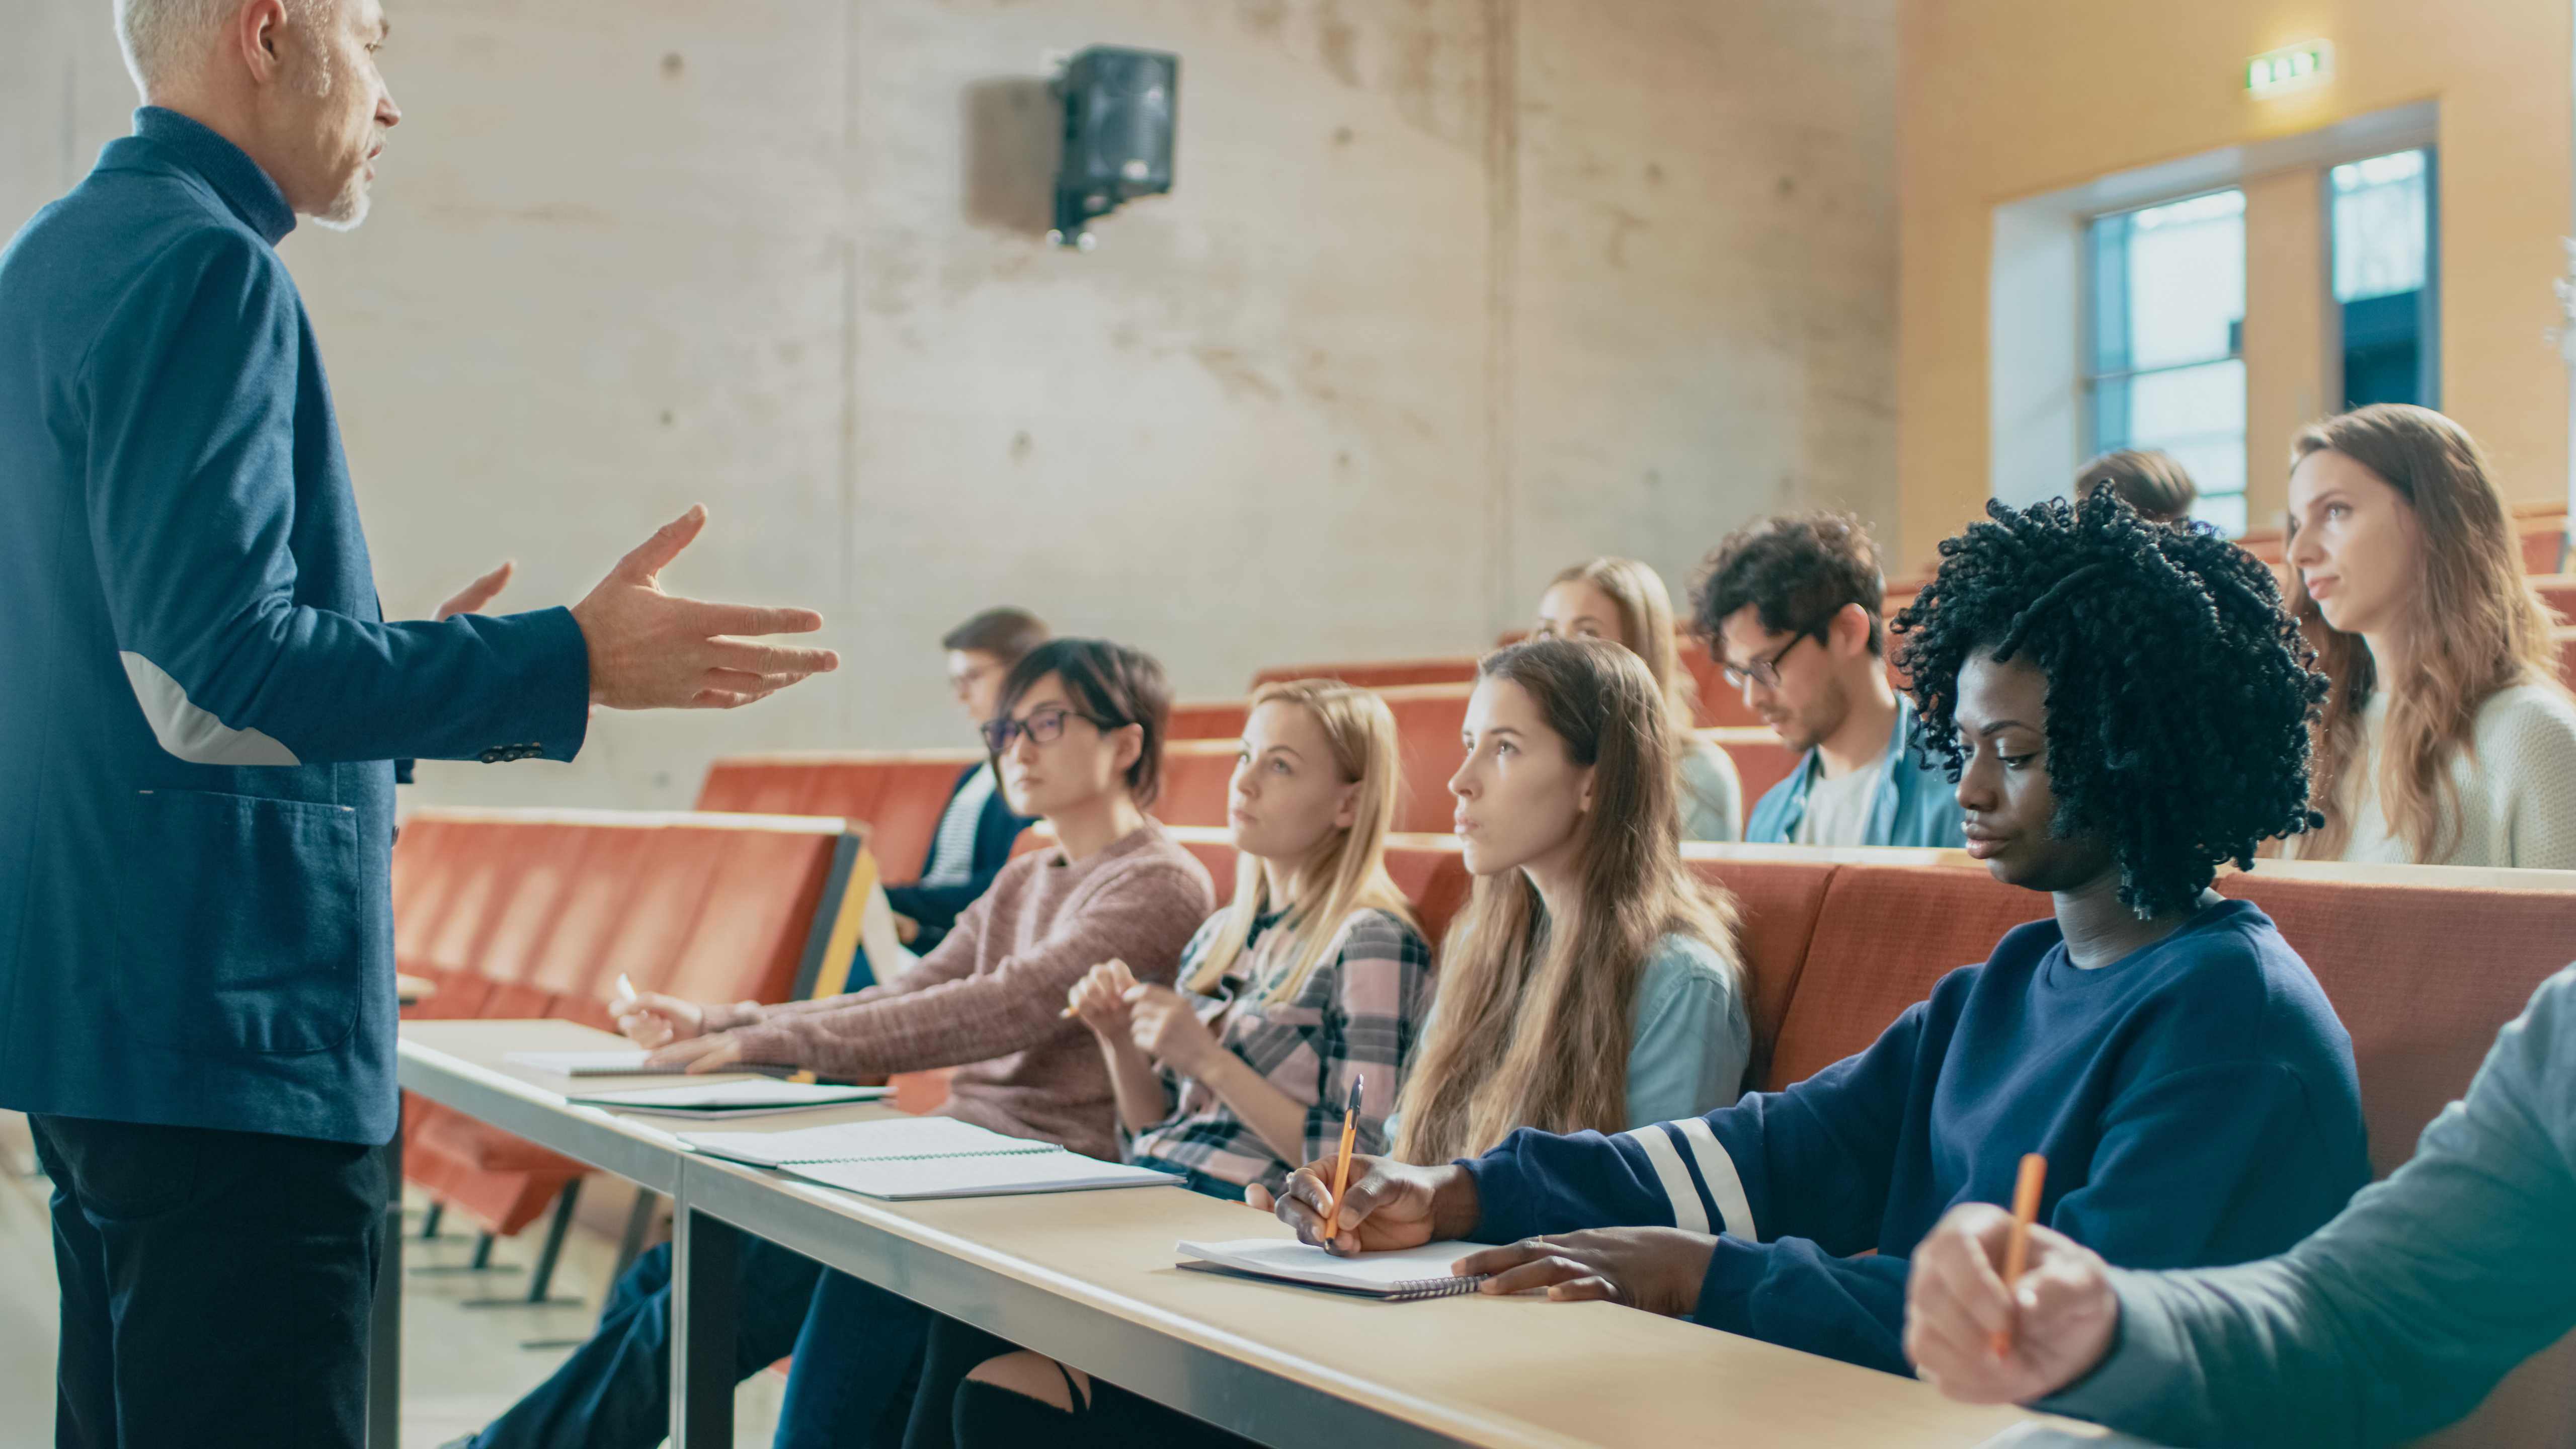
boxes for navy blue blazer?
[0,109,590,1146]
[880,762,1034,955]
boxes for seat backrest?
[696,751,988,880]
[1382,684,1473,834]
[1158,741,1237,831]
[1381,835,1472,945]
[1251,658,1481,691]
[2214,868,2576,1449]
[695,758,845,816]
[2215,867,2576,1177]
[660,817,849,1005]
[1168,699,1251,741]
[1684,855,1837,1071]
[1703,729,1802,815]
[2533,573,2575,623]
[1766,862,2036,1091]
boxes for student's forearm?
[1187,1050,1315,1166]
[1099,1036,1172,1135]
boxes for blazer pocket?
[115,788,363,1056]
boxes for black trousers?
[31,1113,388,1449]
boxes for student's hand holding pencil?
[1903,1202,2118,1404]
[1252,1156,1478,1257]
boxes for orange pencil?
[1993,1152,2048,1356]
[1324,1074,1364,1239]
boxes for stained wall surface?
[2,0,1899,807]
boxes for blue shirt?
[1625,932,1751,1124]
[0,109,590,1145]
[1462,900,2368,1375]
[1743,694,1966,847]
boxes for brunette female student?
[924,636,1753,1447]
[2279,403,2576,867]
[1263,491,2368,1386]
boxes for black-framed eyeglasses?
[981,704,1120,754]
[1721,629,1821,692]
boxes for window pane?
[2331,147,2432,409]
[2093,190,2245,374]
[2331,149,2427,302]
[2190,491,2248,536]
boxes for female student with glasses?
[916,636,1753,1447]
[450,638,1214,1449]
[845,679,1436,1447]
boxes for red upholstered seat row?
[1166,828,2567,1449]
[695,750,983,881]
[392,808,855,1236]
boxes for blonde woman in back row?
[2280,404,2576,868]
[1536,556,1745,841]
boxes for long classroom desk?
[391,1020,2061,1449]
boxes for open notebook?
[505,1049,791,1078]
[566,1079,888,1117]
[697,1117,1179,1199]
[1174,1239,1489,1301]
[681,1116,1038,1168]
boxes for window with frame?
[2330,147,2436,410]
[2083,188,2249,536]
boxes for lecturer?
[0,1,839,1444]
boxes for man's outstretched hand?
[435,559,516,621]
[572,505,838,710]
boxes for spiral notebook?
[681,1116,1050,1169]
[1173,1239,1490,1301]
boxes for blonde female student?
[925,637,1753,1449]
[862,680,1433,1447]
[1534,556,1745,841]
[2281,404,2576,867]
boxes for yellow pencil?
[1993,1153,2048,1356]
[1324,1074,1363,1238]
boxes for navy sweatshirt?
[1461,899,2369,1376]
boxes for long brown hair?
[1185,681,1416,1006]
[1545,557,1701,737]
[1393,637,1743,1162]
[2290,405,2564,860]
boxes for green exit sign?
[2246,41,2333,97]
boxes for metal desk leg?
[366,1115,404,1449]
[670,1203,741,1449]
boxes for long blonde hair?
[1184,681,1417,1007]
[2291,405,2566,860]
[1546,557,1701,737]
[1393,638,1743,1163]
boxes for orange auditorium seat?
[1157,741,1238,831]
[1168,699,1251,740]
[1249,657,1481,691]
[697,751,992,881]
[1704,728,1801,815]
[1381,684,1472,834]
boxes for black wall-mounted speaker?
[1050,45,1178,247]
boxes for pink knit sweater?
[712,821,1213,1161]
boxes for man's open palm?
[571,505,837,710]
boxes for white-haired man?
[0,3,839,1443]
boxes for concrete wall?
[1898,0,2573,572]
[3,0,1898,809]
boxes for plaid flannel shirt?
[1129,905,1434,1192]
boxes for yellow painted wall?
[1898,0,2571,569]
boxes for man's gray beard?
[310,177,371,232]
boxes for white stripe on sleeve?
[1673,1115,1756,1239]
[1618,1125,1709,1233]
